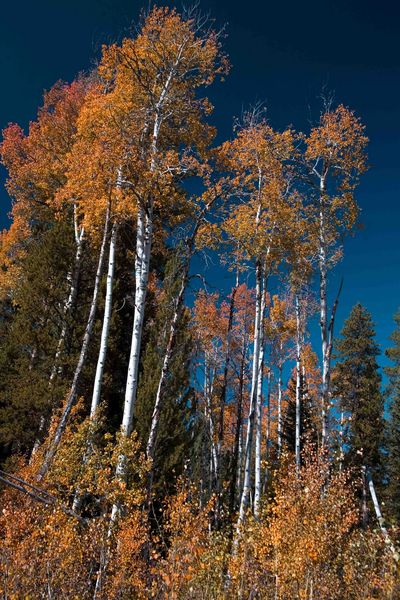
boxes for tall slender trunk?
[122,204,153,439]
[319,175,329,449]
[119,71,173,447]
[102,51,186,581]
[236,424,243,504]
[71,223,118,513]
[37,204,110,480]
[254,276,267,517]
[105,209,152,551]
[119,97,164,448]
[295,294,302,472]
[214,285,237,525]
[277,360,283,458]
[109,205,154,522]
[237,261,263,527]
[229,334,247,516]
[90,222,118,418]
[254,329,264,518]
[204,351,218,482]
[146,263,189,461]
[263,369,271,493]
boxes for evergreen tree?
[385,308,400,523]
[0,222,78,458]
[332,303,384,480]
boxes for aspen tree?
[89,11,228,506]
[221,117,295,524]
[37,74,132,474]
[303,104,368,448]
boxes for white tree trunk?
[319,176,329,449]
[254,332,264,518]
[366,468,399,560]
[204,351,218,481]
[277,361,283,458]
[121,205,153,439]
[90,222,118,418]
[295,294,302,472]
[263,370,271,493]
[110,207,153,524]
[236,425,243,502]
[119,102,163,446]
[37,204,110,480]
[237,261,263,527]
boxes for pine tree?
[0,222,79,458]
[332,303,384,480]
[385,309,400,523]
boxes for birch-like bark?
[100,41,190,583]
[319,175,330,449]
[295,294,302,472]
[263,370,271,493]
[90,222,118,417]
[254,331,264,518]
[236,424,243,503]
[38,204,110,480]
[120,48,182,447]
[204,350,218,481]
[121,203,151,439]
[71,223,118,513]
[237,260,263,526]
[116,98,162,471]
[277,361,283,458]
[108,207,152,523]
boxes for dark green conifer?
[0,222,77,457]
[332,303,384,480]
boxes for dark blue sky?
[1,0,399,369]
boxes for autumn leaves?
[0,5,383,599]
